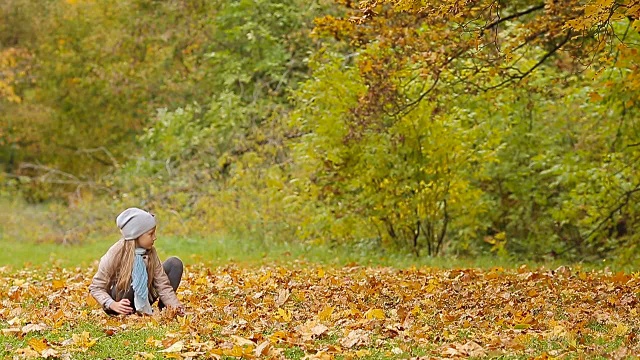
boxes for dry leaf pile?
[1,263,639,359]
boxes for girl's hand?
[109,299,134,315]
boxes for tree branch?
[484,4,545,30]
[515,31,572,79]
[479,30,572,91]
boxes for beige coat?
[89,239,181,310]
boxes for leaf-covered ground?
[1,263,639,359]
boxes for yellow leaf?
[259,271,272,284]
[361,60,373,73]
[223,345,244,357]
[28,338,48,353]
[578,272,588,280]
[277,308,292,322]
[612,271,630,284]
[86,294,98,307]
[270,330,288,342]
[613,323,630,336]
[52,280,65,290]
[318,305,334,322]
[72,331,97,351]
[364,308,385,320]
[355,349,370,357]
[53,309,65,323]
[552,325,567,337]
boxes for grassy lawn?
[0,233,609,271]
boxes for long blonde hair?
[113,239,160,298]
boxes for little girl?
[89,208,184,315]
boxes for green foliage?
[276,20,640,261]
[286,51,493,256]
[104,0,327,242]
[1,0,322,196]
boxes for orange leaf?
[589,92,603,102]
[86,294,98,307]
[28,338,48,353]
[52,280,65,290]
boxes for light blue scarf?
[132,248,153,314]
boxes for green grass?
[283,346,305,359]
[0,233,612,271]
[1,322,174,360]
[1,197,635,272]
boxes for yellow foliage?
[364,308,385,320]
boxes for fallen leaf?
[311,323,329,336]
[1,327,20,336]
[277,307,292,322]
[364,308,385,320]
[230,335,255,346]
[254,340,271,356]
[71,331,97,351]
[276,288,291,306]
[52,279,65,290]
[41,348,59,359]
[340,329,369,348]
[462,341,485,357]
[318,305,334,321]
[16,347,40,358]
[159,341,184,353]
[223,345,244,357]
[28,338,49,353]
[86,293,98,307]
[22,323,48,334]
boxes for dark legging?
[105,256,183,315]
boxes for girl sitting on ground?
[89,208,184,315]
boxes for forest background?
[1,0,640,269]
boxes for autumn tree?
[2,0,275,197]
[281,0,640,258]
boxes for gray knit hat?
[116,208,156,240]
